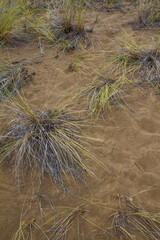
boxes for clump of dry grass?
[43,202,86,239]
[76,71,127,119]
[90,0,124,12]
[27,14,55,44]
[115,34,160,88]
[108,197,160,239]
[0,62,33,100]
[0,95,99,192]
[12,200,88,240]
[0,0,23,42]
[87,77,126,118]
[48,0,91,50]
[0,0,43,46]
[26,0,51,9]
[22,0,92,50]
[12,192,56,240]
[12,218,37,240]
[136,0,160,29]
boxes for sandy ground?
[0,7,160,240]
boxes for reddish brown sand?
[0,9,160,240]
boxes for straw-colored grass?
[12,201,90,240]
[91,0,124,12]
[12,218,36,240]
[115,33,160,88]
[0,0,92,49]
[49,0,91,50]
[104,0,120,11]
[26,0,91,49]
[87,77,126,118]
[75,71,127,119]
[26,0,50,9]
[108,197,160,239]
[137,0,160,29]
[0,95,100,191]
[0,62,32,100]
[43,202,87,240]
[27,14,55,43]
[0,0,24,42]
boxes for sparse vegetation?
[115,33,160,88]
[26,0,51,9]
[0,62,33,100]
[108,197,160,239]
[27,14,55,43]
[136,0,160,29]
[43,202,86,239]
[49,0,91,50]
[91,0,124,12]
[12,218,37,240]
[0,0,24,42]
[12,201,89,240]
[0,95,99,191]
[23,0,92,50]
[0,0,92,49]
[0,1,160,240]
[76,71,127,118]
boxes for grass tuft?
[49,0,91,50]
[0,0,24,42]
[0,95,99,192]
[88,77,126,118]
[115,33,160,88]
[0,62,33,100]
[91,0,124,12]
[108,197,160,239]
[43,202,86,240]
[14,0,92,50]
[76,72,127,119]
[12,218,36,240]
[26,0,51,9]
[137,0,160,29]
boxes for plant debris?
[0,63,33,100]
[108,197,160,239]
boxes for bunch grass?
[0,95,99,192]
[0,0,24,42]
[43,202,87,240]
[0,62,32,100]
[26,0,51,9]
[105,0,114,9]
[91,0,124,12]
[137,0,160,29]
[108,197,160,239]
[115,33,160,88]
[22,0,91,49]
[28,14,55,43]
[50,0,91,50]
[76,71,127,119]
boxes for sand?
[0,7,160,240]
